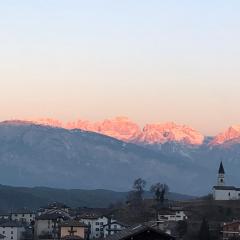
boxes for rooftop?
[102,223,175,240]
[0,221,25,228]
[103,221,129,228]
[36,213,69,221]
[60,220,88,228]
[213,186,240,191]
[46,202,69,209]
[77,213,103,220]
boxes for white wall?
[81,216,108,239]
[158,211,187,222]
[103,223,124,238]
[35,219,54,237]
[11,213,35,224]
[0,227,25,240]
[213,189,240,200]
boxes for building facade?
[35,212,70,239]
[158,209,188,222]
[213,162,240,200]
[0,221,25,240]
[103,221,127,238]
[79,214,109,239]
[60,220,88,240]
[11,209,35,224]
[222,221,240,240]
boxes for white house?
[213,162,240,200]
[11,209,35,224]
[0,221,25,240]
[158,208,188,222]
[103,221,127,238]
[78,214,109,239]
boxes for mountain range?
[1,117,240,197]
[29,117,240,146]
[30,117,204,145]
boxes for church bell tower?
[217,161,225,186]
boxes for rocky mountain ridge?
[29,117,204,145]
[28,117,240,147]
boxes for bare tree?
[150,182,169,205]
[132,178,146,201]
[126,178,147,222]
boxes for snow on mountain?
[210,125,240,145]
[137,122,204,145]
[27,117,204,145]
[66,117,142,142]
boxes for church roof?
[213,186,240,191]
[218,162,225,174]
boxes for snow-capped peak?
[17,117,204,145]
[137,122,204,145]
[210,125,240,145]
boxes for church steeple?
[218,161,225,174]
[217,161,225,186]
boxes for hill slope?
[0,121,212,195]
[0,184,194,211]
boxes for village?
[0,163,239,240]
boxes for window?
[2,231,5,234]
[96,222,99,225]
[30,214,32,217]
[229,192,231,196]
[22,214,24,217]
[100,222,103,225]
[96,228,99,231]
[11,231,13,234]
[11,237,13,239]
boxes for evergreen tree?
[199,218,210,240]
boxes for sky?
[0,1,240,135]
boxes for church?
[213,162,240,200]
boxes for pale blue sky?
[0,1,240,135]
